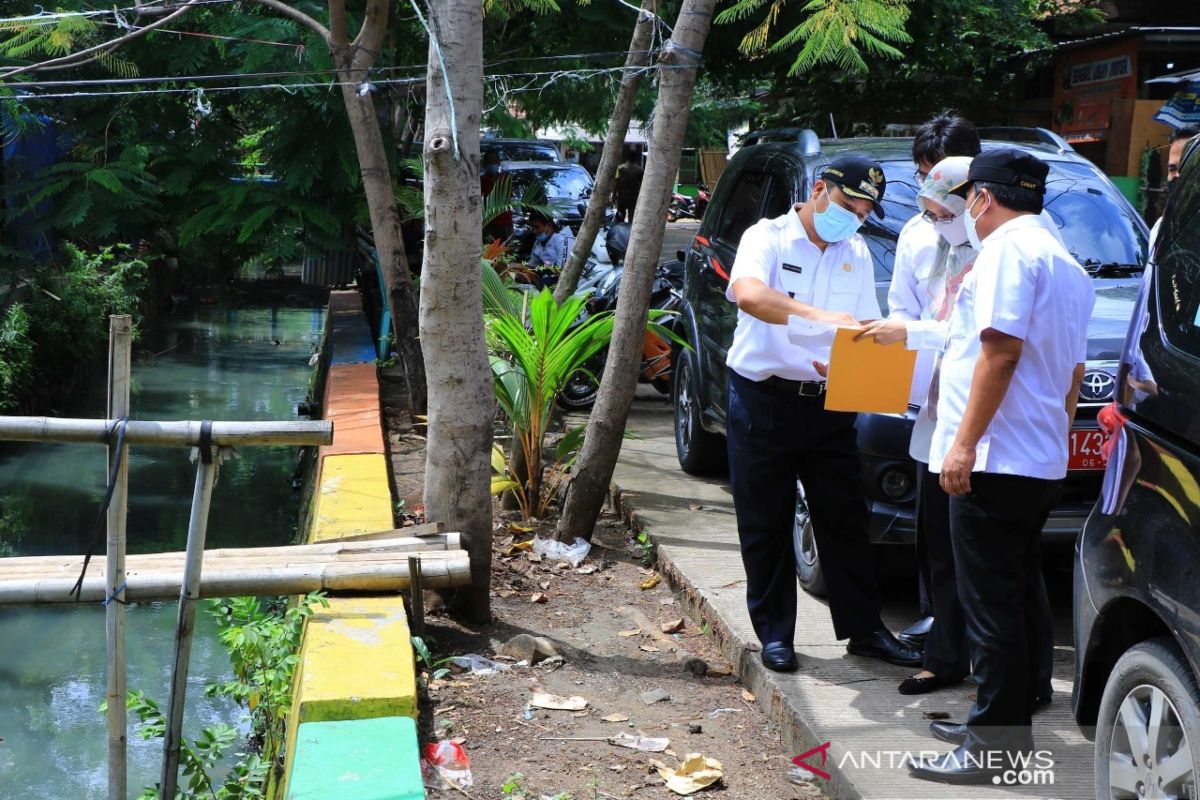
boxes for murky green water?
[0,300,325,798]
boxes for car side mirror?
[676,249,686,262]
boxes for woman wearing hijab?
[858,156,975,695]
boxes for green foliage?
[716,0,912,76]
[119,593,327,799]
[486,285,614,519]
[634,529,654,566]
[0,304,33,412]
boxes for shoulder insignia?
[842,262,853,272]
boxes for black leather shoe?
[1033,692,1052,713]
[846,629,923,667]
[898,672,966,695]
[909,746,1002,785]
[929,720,968,746]
[898,615,934,650]
[761,642,799,672]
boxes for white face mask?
[963,192,990,250]
[939,214,970,248]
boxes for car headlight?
[879,467,912,500]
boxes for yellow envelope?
[824,327,917,414]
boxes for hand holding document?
[824,328,917,414]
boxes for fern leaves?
[715,0,911,75]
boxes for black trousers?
[617,195,637,223]
[726,371,883,644]
[916,467,970,677]
[950,472,1060,752]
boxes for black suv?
[671,127,1149,593]
[1072,139,1200,798]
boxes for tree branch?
[328,0,349,46]
[0,0,203,80]
[246,0,331,43]
[352,0,390,68]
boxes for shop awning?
[1146,68,1200,85]
[1153,81,1200,128]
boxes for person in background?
[909,149,1093,784]
[613,149,644,223]
[1149,125,1200,253]
[528,210,573,269]
[857,156,976,697]
[891,113,982,653]
[724,154,921,674]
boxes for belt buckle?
[798,381,825,398]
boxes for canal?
[0,295,326,797]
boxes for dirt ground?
[378,375,824,800]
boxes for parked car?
[502,161,599,239]
[481,137,561,163]
[1072,137,1200,799]
[669,127,1149,593]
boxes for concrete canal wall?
[280,290,424,799]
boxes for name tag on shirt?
[782,263,804,274]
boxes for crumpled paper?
[657,753,724,795]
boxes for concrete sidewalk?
[612,396,1093,800]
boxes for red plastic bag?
[421,740,473,789]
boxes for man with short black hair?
[909,149,1094,784]
[911,113,982,180]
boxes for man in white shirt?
[909,149,1094,784]
[726,155,922,673]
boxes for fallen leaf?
[640,573,662,590]
[509,522,535,534]
[498,589,517,598]
[601,713,630,723]
[531,592,549,604]
[539,580,551,590]
[741,689,755,703]
[617,628,642,637]
[660,597,676,605]
[530,691,588,711]
[609,764,626,772]
[640,644,661,653]
[506,539,534,555]
[657,753,724,795]
[576,564,599,575]
[661,618,685,634]
[528,553,543,563]
[706,665,733,677]
[610,732,670,752]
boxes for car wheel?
[1095,636,1200,800]
[673,349,725,475]
[791,480,826,597]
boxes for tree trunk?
[556,0,715,542]
[553,0,657,303]
[334,47,428,413]
[419,0,492,621]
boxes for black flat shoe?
[846,629,923,668]
[929,720,967,746]
[761,641,799,672]
[898,672,965,695]
[909,746,1002,785]
[898,616,934,651]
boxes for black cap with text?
[820,155,887,219]
[949,148,1049,198]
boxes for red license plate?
[1069,429,1107,471]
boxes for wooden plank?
[334,522,449,542]
[0,553,472,604]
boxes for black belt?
[758,375,827,397]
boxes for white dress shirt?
[726,208,880,382]
[929,214,1095,480]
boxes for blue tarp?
[1154,81,1200,128]
[2,111,61,255]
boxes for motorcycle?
[666,182,710,222]
[556,259,685,411]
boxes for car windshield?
[854,157,1148,283]
[508,167,592,200]
[483,142,558,162]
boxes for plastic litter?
[448,654,510,676]
[532,536,591,567]
[530,690,588,711]
[706,707,741,718]
[421,740,473,790]
[610,732,670,752]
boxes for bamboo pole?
[106,315,131,800]
[0,533,463,573]
[0,555,472,604]
[161,445,219,799]
[0,417,332,447]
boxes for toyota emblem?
[1079,369,1116,402]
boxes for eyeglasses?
[921,210,958,225]
[913,169,929,185]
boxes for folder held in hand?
[824,328,918,414]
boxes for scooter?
[665,183,710,222]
